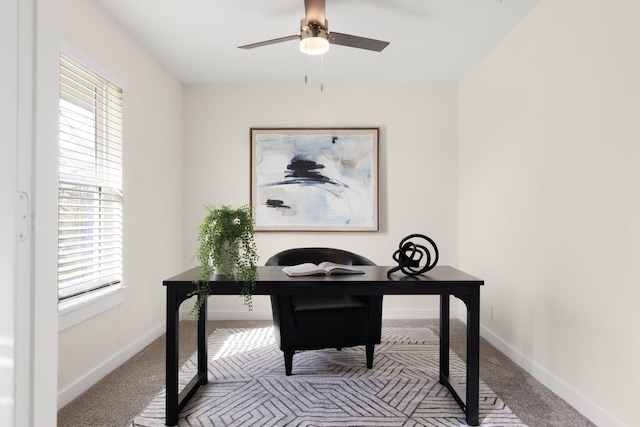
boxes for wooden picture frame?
[251,128,379,231]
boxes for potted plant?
[191,204,258,317]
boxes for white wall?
[459,0,640,426]
[58,0,184,405]
[182,82,460,317]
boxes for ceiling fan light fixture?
[300,19,329,55]
[300,36,329,55]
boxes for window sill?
[58,285,125,332]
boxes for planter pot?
[211,239,237,277]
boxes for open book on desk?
[281,262,365,277]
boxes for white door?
[1,1,60,426]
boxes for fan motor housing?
[300,18,329,41]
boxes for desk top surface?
[164,266,483,295]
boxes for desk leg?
[439,293,450,382]
[198,298,208,385]
[441,290,480,426]
[466,286,480,426]
[166,286,180,426]
[165,295,209,426]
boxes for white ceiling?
[93,0,540,84]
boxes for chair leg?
[366,344,374,369]
[284,351,294,376]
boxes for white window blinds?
[58,51,124,302]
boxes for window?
[58,51,123,306]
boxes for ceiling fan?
[238,0,389,55]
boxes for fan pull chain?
[320,54,324,92]
[304,49,308,84]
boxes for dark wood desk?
[164,265,483,426]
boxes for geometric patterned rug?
[128,327,527,426]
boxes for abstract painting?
[251,128,379,231]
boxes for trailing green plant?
[190,204,258,317]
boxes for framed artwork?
[251,128,379,231]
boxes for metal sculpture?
[387,233,439,278]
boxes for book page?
[317,262,364,274]
[281,263,325,276]
[282,262,365,276]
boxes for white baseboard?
[57,322,166,409]
[479,325,623,427]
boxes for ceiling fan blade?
[304,0,326,26]
[329,32,390,52]
[238,35,300,50]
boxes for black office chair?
[266,247,383,375]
